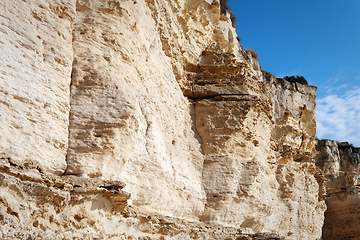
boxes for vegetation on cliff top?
[277,75,308,85]
[220,0,230,14]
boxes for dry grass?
[246,49,259,60]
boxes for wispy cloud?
[319,67,360,96]
[317,87,360,146]
[326,67,348,83]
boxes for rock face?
[0,0,75,175]
[316,140,360,240]
[0,0,326,239]
[187,49,324,238]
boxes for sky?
[228,0,360,146]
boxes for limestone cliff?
[1,0,325,239]
[316,140,360,240]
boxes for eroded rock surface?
[0,0,326,239]
[0,0,75,175]
[187,48,324,239]
[316,140,360,240]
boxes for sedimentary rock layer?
[0,0,75,175]
[0,0,326,239]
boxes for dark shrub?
[220,0,230,15]
[220,0,236,27]
[281,75,308,85]
[230,11,236,27]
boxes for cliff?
[316,140,360,239]
[1,0,326,239]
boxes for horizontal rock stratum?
[0,0,357,239]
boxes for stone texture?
[0,0,327,239]
[0,0,75,175]
[187,48,325,239]
[0,156,130,239]
[316,140,360,240]
[66,0,220,219]
[0,157,289,240]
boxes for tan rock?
[323,187,360,240]
[65,0,216,219]
[0,0,75,175]
[189,48,324,239]
[316,140,360,239]
[0,0,326,239]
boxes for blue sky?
[228,0,360,146]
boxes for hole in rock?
[74,214,84,222]
[33,220,39,227]
[7,207,19,218]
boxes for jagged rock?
[0,0,326,239]
[316,140,360,239]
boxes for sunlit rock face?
[0,0,76,175]
[186,47,324,239]
[316,140,360,240]
[0,0,326,239]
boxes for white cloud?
[319,67,360,96]
[317,88,360,146]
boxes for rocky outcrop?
[186,47,325,239]
[1,0,326,239]
[0,158,287,239]
[316,140,360,239]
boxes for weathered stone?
[186,46,324,239]
[0,0,76,175]
[316,140,360,239]
[0,0,327,239]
